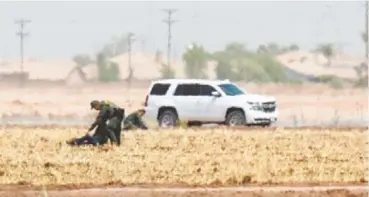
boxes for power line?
[365,1,368,62]
[14,18,31,87]
[162,9,178,70]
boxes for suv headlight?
[247,102,262,111]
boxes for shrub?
[317,75,344,89]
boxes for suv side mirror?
[211,91,221,97]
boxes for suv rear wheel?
[225,110,246,126]
[158,109,178,127]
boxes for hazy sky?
[0,1,366,59]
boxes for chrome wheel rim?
[161,114,175,127]
[229,114,244,126]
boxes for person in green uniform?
[97,100,124,143]
[123,109,148,131]
[99,100,125,145]
[89,100,125,146]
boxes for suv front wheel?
[225,110,246,126]
[158,110,178,127]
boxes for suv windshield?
[218,83,245,96]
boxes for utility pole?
[127,32,135,89]
[365,1,368,62]
[15,18,31,87]
[162,9,178,70]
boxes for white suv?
[143,79,278,127]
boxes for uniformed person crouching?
[123,108,148,131]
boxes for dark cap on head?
[90,100,100,109]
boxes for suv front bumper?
[245,109,278,125]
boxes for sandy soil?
[0,82,367,125]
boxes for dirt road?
[1,185,368,197]
[1,124,367,131]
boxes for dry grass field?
[0,82,367,126]
[0,126,367,187]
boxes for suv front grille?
[262,102,276,112]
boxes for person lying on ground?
[66,127,106,146]
[123,108,148,131]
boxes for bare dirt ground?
[1,124,367,131]
[0,82,367,126]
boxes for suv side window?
[150,83,170,95]
[174,83,200,96]
[200,85,217,96]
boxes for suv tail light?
[144,95,149,106]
